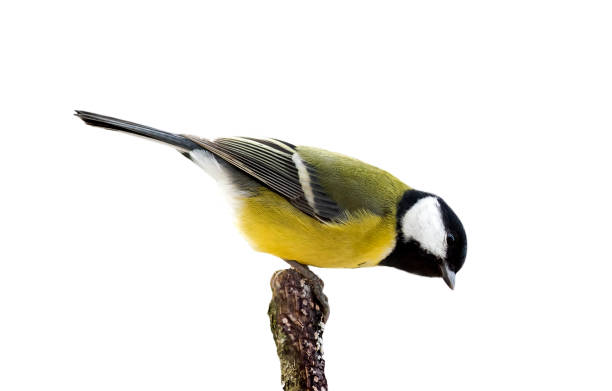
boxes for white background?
[1,1,611,390]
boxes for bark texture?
[268,269,328,391]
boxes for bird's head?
[381,190,467,289]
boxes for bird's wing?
[184,136,344,221]
[73,111,406,220]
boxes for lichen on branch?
[268,269,328,391]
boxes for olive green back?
[297,146,410,216]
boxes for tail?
[75,110,202,153]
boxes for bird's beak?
[440,263,456,290]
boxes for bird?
[76,110,467,316]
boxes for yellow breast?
[236,188,397,268]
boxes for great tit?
[76,111,467,290]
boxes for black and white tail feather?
[76,111,201,153]
[75,111,342,222]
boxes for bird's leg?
[284,260,330,322]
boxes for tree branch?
[268,269,328,391]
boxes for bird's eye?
[447,233,455,244]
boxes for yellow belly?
[236,188,397,268]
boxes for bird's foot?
[284,260,330,323]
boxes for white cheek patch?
[401,196,447,259]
